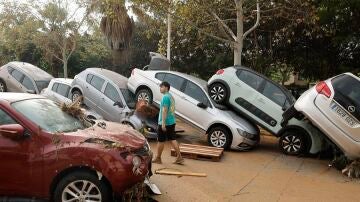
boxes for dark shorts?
[157,124,176,142]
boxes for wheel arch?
[135,85,152,95]
[49,166,112,201]
[70,86,83,95]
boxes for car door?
[181,79,212,130]
[153,72,166,103]
[98,82,123,121]
[49,82,60,102]
[229,70,268,124]
[254,80,291,133]
[7,67,25,92]
[0,108,43,196]
[84,74,105,111]
[55,83,72,104]
[21,74,37,93]
[162,73,187,118]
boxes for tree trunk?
[234,0,244,66]
[111,49,130,74]
[167,0,171,66]
[62,50,68,78]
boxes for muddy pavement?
[147,120,360,202]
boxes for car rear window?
[332,74,360,107]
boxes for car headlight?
[237,128,256,139]
[132,155,142,168]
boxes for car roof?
[0,93,45,103]
[231,65,294,101]
[8,61,54,81]
[155,70,208,90]
[51,78,73,85]
[87,68,128,89]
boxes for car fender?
[278,121,323,154]
[121,114,143,131]
[208,79,231,93]
[70,84,84,97]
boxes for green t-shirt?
[158,92,176,125]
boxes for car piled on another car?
[0,61,53,94]
[282,73,360,160]
[70,68,157,138]
[41,78,103,120]
[128,66,260,150]
[0,93,152,201]
[208,66,326,155]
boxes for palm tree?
[100,2,133,73]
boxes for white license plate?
[331,103,358,127]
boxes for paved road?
[148,121,360,202]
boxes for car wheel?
[279,130,307,155]
[54,171,112,202]
[208,127,232,149]
[136,89,153,103]
[209,83,227,104]
[72,90,83,105]
[0,80,7,92]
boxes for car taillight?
[216,69,224,75]
[315,81,331,98]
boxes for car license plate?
[331,102,358,127]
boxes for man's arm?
[162,106,168,130]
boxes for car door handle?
[180,96,187,100]
[101,97,105,101]
[235,82,241,87]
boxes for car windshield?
[120,88,136,109]
[12,98,86,133]
[35,80,50,92]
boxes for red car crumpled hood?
[63,121,146,149]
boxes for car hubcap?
[72,93,80,103]
[138,92,150,102]
[210,131,227,147]
[0,83,4,92]
[62,180,101,202]
[282,135,301,153]
[210,86,225,101]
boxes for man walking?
[152,81,184,165]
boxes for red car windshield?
[11,98,86,133]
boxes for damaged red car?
[0,93,152,201]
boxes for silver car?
[128,69,260,150]
[208,66,325,155]
[41,78,103,120]
[70,68,156,137]
[0,61,53,93]
[284,73,360,159]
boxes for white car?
[128,68,260,150]
[283,73,360,159]
[41,78,102,120]
[208,66,325,155]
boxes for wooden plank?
[178,147,223,155]
[171,149,220,157]
[180,143,224,151]
[155,170,207,177]
[171,150,221,162]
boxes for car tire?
[72,90,83,104]
[53,171,112,202]
[0,80,7,92]
[136,88,153,103]
[279,130,307,155]
[209,83,228,104]
[207,126,232,149]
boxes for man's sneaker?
[173,157,184,165]
[152,157,162,164]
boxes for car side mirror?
[26,90,36,94]
[0,124,25,140]
[113,101,123,108]
[197,102,207,109]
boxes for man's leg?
[153,125,165,164]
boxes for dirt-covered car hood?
[62,121,146,149]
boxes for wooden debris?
[155,169,207,177]
[171,143,224,162]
